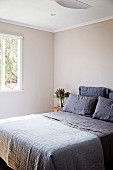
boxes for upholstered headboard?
[109,91,113,99]
[79,86,110,98]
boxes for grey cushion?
[93,96,113,122]
[109,92,113,99]
[79,86,110,98]
[63,93,97,116]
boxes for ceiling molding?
[53,15,113,33]
[0,18,53,33]
[0,15,113,33]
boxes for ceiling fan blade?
[53,0,91,9]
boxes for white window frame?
[0,33,23,91]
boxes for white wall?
[54,19,113,95]
[0,22,54,118]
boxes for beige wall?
[0,22,54,118]
[54,19,113,96]
[1,19,113,117]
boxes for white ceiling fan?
[51,0,91,9]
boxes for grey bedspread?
[0,114,105,170]
[43,111,113,166]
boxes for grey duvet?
[0,113,105,170]
[44,111,113,168]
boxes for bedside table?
[53,106,62,112]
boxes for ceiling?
[0,0,113,32]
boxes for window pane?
[0,38,2,88]
[5,37,19,90]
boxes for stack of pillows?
[63,86,113,123]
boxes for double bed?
[0,86,113,170]
[44,111,113,170]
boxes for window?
[0,34,22,91]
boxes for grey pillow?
[79,86,109,98]
[93,96,113,122]
[63,93,97,116]
[109,92,113,99]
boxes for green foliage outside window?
[0,37,19,90]
[5,38,18,89]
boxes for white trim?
[54,15,113,32]
[0,18,53,33]
[19,38,23,90]
[0,15,113,33]
[2,37,5,88]
[17,39,21,90]
[0,33,23,39]
[1,37,4,89]
[0,89,24,93]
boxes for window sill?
[0,89,24,93]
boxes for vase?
[57,98,64,108]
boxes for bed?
[0,86,113,170]
[44,111,113,170]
